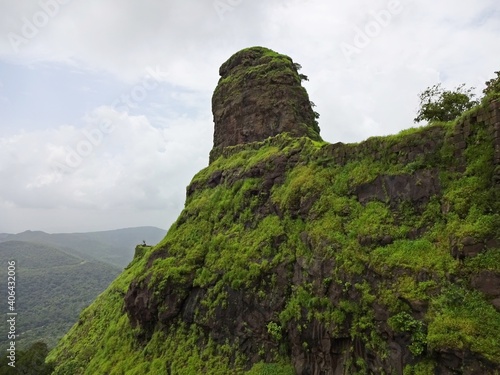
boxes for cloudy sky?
[0,0,499,234]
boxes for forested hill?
[0,241,120,349]
[0,227,166,351]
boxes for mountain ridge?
[0,226,167,268]
[1,225,166,237]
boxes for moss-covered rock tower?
[210,46,321,162]
[47,48,500,374]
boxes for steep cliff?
[48,47,500,375]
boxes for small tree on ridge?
[414,83,479,124]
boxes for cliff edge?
[48,48,500,375]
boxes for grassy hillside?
[47,99,500,374]
[0,226,166,268]
[0,241,120,349]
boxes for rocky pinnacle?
[210,46,321,163]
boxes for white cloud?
[0,0,499,232]
[0,108,212,231]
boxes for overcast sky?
[0,0,499,234]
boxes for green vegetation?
[428,284,500,362]
[414,83,479,123]
[371,238,457,275]
[48,93,500,373]
[246,362,295,375]
[403,360,436,375]
[483,70,500,99]
[388,311,427,355]
[465,248,500,272]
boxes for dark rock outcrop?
[210,46,321,162]
[471,271,500,311]
[355,169,441,206]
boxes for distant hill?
[0,226,166,268]
[0,241,121,349]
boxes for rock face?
[210,46,321,162]
[48,50,500,375]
